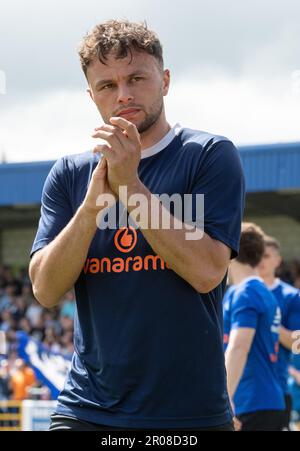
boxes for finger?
[92,144,111,155]
[94,144,117,166]
[91,130,124,151]
[93,144,117,164]
[109,116,140,142]
[92,124,126,148]
[91,155,107,180]
[98,155,107,169]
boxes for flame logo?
[114,227,138,253]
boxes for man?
[224,223,285,431]
[258,236,300,430]
[29,20,245,431]
[289,354,300,431]
[10,358,36,401]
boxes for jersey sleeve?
[190,140,245,258]
[286,291,300,331]
[230,291,261,330]
[30,157,73,258]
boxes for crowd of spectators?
[0,264,75,401]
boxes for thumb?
[91,155,107,180]
[98,155,107,169]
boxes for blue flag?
[16,331,71,399]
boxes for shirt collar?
[141,123,182,159]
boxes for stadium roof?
[0,142,300,207]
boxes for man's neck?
[231,264,260,286]
[261,275,277,288]
[140,113,171,150]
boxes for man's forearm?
[280,327,296,350]
[124,180,228,293]
[225,346,248,402]
[29,205,99,308]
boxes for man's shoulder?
[53,150,97,175]
[277,280,299,297]
[275,281,300,312]
[180,126,233,149]
[232,278,269,308]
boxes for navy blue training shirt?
[31,124,245,428]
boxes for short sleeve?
[30,157,73,258]
[286,291,300,331]
[190,140,245,258]
[230,291,260,330]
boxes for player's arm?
[225,328,255,401]
[280,295,300,350]
[280,327,296,351]
[289,366,300,385]
[30,157,115,309]
[29,205,98,308]
[125,180,231,293]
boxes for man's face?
[258,245,282,279]
[86,50,170,134]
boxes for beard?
[137,96,164,134]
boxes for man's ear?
[162,69,170,96]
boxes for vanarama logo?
[114,227,137,253]
[84,227,170,274]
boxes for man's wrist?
[126,177,147,198]
[77,204,99,230]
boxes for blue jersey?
[223,277,285,416]
[222,284,236,350]
[31,124,245,429]
[289,354,300,420]
[270,280,300,394]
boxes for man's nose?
[117,84,134,103]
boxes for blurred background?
[0,0,300,430]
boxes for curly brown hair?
[236,222,266,268]
[78,20,164,77]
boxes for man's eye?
[100,84,114,90]
[131,77,143,82]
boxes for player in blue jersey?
[29,20,245,431]
[224,223,285,431]
[289,353,300,431]
[258,235,300,430]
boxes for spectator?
[10,358,36,401]
[43,327,61,353]
[18,317,32,335]
[289,353,300,432]
[0,359,12,400]
[26,300,43,329]
[60,290,75,320]
[0,310,17,333]
[0,284,16,313]
[21,283,35,304]
[12,296,28,324]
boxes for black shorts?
[49,414,234,432]
[237,410,285,431]
[283,394,292,430]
